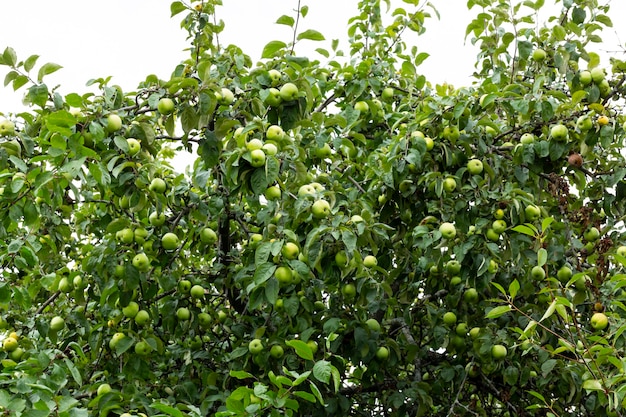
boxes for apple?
[248,338,264,354]
[176,307,191,321]
[279,82,299,101]
[48,315,65,331]
[531,265,546,280]
[132,253,151,272]
[492,219,507,234]
[161,232,180,251]
[450,276,462,286]
[275,266,293,285]
[550,124,568,141]
[298,184,316,196]
[576,115,593,131]
[442,177,457,193]
[9,347,24,361]
[486,229,500,241]
[249,233,263,247]
[375,346,389,360]
[149,178,167,193]
[579,70,592,85]
[265,185,281,201]
[178,281,192,295]
[532,48,546,61]
[122,301,139,319]
[116,228,134,244]
[134,310,150,326]
[363,255,378,268]
[282,242,299,260]
[583,227,600,242]
[266,125,284,141]
[355,101,369,113]
[446,260,461,276]
[0,118,15,137]
[557,265,572,283]
[616,246,626,257]
[190,284,205,299]
[335,251,348,268]
[597,115,610,126]
[58,277,73,293]
[262,142,278,156]
[106,114,122,132]
[249,149,266,168]
[246,138,264,151]
[342,283,356,298]
[443,312,457,326]
[198,312,212,328]
[443,126,460,142]
[590,312,608,330]
[217,87,235,105]
[520,133,535,144]
[463,288,479,304]
[467,159,483,175]
[200,227,218,245]
[134,228,148,244]
[494,209,505,220]
[439,222,457,240]
[109,332,126,350]
[455,323,468,336]
[157,97,175,114]
[381,87,394,101]
[264,88,282,107]
[525,204,541,221]
[491,344,507,360]
[469,327,481,339]
[270,345,284,359]
[127,138,141,156]
[314,143,332,158]
[311,199,331,219]
[2,336,18,352]
[590,67,605,83]
[134,340,152,356]
[307,340,318,354]
[366,318,381,332]
[268,69,282,86]
[97,384,112,396]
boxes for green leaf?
[229,370,254,380]
[37,62,62,83]
[312,360,331,384]
[540,299,557,322]
[297,30,325,41]
[2,47,17,67]
[485,305,512,319]
[24,54,39,72]
[309,381,324,405]
[537,248,547,267]
[261,41,287,59]
[276,15,295,27]
[508,279,520,300]
[151,402,185,417]
[286,339,313,361]
[170,1,186,17]
[512,224,538,237]
[582,379,603,391]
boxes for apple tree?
[1,0,626,415]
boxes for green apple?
[469,327,481,339]
[217,87,235,105]
[583,227,600,242]
[443,126,460,142]
[590,312,608,330]
[381,87,394,101]
[557,265,573,283]
[134,310,150,326]
[106,114,122,132]
[485,228,499,241]
[249,149,266,168]
[248,338,264,354]
[335,251,348,268]
[520,133,535,144]
[149,178,167,193]
[443,312,457,326]
[134,340,152,356]
[266,125,284,141]
[282,242,299,260]
[616,246,626,257]
[198,312,212,328]
[97,383,112,396]
[455,323,468,336]
[442,177,456,193]
[491,344,507,360]
[122,301,139,319]
[50,316,65,332]
[109,332,126,350]
[200,227,218,244]
[579,70,592,86]
[157,97,175,114]
[150,211,166,226]
[464,288,479,303]
[275,266,293,285]
[446,260,461,276]
[58,277,73,293]
[127,138,141,156]
[262,142,278,156]
[190,284,205,299]
[265,185,281,201]
[576,115,593,131]
[525,204,541,221]
[132,252,150,272]
[314,143,332,158]
[494,209,505,220]
[450,276,462,286]
[532,48,546,61]
[342,283,356,298]
[298,184,316,196]
[178,279,192,293]
[270,344,284,359]
[116,228,134,244]
[307,340,318,354]
[245,139,263,152]
[590,67,605,83]
[550,124,568,141]
[311,199,331,219]
[176,307,191,321]
[9,347,24,361]
[264,88,282,107]
[363,255,378,268]
[439,222,456,240]
[531,265,546,280]
[2,337,18,352]
[375,346,389,360]
[366,318,381,332]
[249,233,263,247]
[0,118,15,137]
[492,219,507,234]
[161,233,180,251]
[134,228,148,244]
[355,101,369,113]
[268,69,282,86]
[467,159,483,175]
[279,82,299,101]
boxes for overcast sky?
[0,0,624,114]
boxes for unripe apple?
[0,118,15,137]
[265,185,281,201]
[557,265,573,283]
[442,177,456,192]
[365,318,381,332]
[50,316,65,332]
[525,204,541,221]
[127,138,141,156]
[439,222,456,239]
[97,383,112,396]
[266,125,284,141]
[281,242,299,260]
[176,307,191,321]
[579,70,592,86]
[491,344,507,360]
[363,255,378,268]
[262,142,278,155]
[106,114,122,132]
[275,266,293,285]
[248,338,264,354]
[161,232,180,251]
[311,199,331,219]
[466,159,483,175]
[134,310,150,326]
[246,138,264,151]
[590,67,605,83]
[375,346,389,360]
[550,124,568,141]
[270,344,284,359]
[190,284,205,299]
[122,301,139,319]
[132,253,151,272]
[342,283,356,298]
[157,97,175,114]
[249,149,266,168]
[268,69,282,86]
[355,101,369,113]
[443,312,457,326]
[531,265,546,280]
[217,87,235,105]
[381,87,394,101]
[520,133,535,144]
[590,312,608,330]
[279,82,299,101]
[149,178,167,193]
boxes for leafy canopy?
[1,0,626,416]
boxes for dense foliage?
[1,0,626,415]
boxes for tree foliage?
[1,0,626,415]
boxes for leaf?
[539,299,557,322]
[2,47,17,67]
[229,370,254,380]
[582,379,603,391]
[537,248,547,267]
[294,391,316,403]
[286,339,313,361]
[297,30,325,41]
[37,62,62,83]
[24,54,39,72]
[309,381,324,405]
[276,15,295,27]
[170,1,186,17]
[151,402,185,417]
[512,224,538,237]
[261,41,287,59]
[485,305,512,319]
[313,360,332,384]
[508,279,520,300]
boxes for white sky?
[0,0,624,114]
